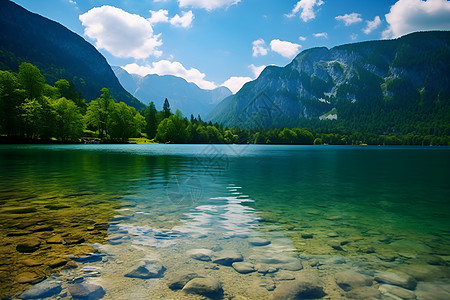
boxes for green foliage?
[52,97,84,141]
[163,98,171,118]
[18,62,45,100]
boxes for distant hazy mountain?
[0,0,144,109]
[208,31,450,133]
[113,66,232,118]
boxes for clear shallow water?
[0,144,449,299]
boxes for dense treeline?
[0,63,145,142]
[1,62,448,145]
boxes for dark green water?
[0,144,449,299]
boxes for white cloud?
[350,33,358,40]
[313,32,328,39]
[123,61,217,90]
[270,39,302,59]
[249,64,266,78]
[79,6,162,59]
[383,0,450,39]
[178,0,241,11]
[148,9,169,25]
[363,16,382,34]
[286,0,324,22]
[222,77,253,94]
[252,38,269,57]
[298,36,307,41]
[335,13,363,26]
[170,11,194,28]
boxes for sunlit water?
[0,144,449,299]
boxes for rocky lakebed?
[1,184,449,300]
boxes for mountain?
[0,0,144,109]
[113,66,232,118]
[208,31,450,134]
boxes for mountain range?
[0,0,144,109]
[113,66,232,118]
[208,31,450,134]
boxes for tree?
[163,98,171,118]
[85,88,115,139]
[20,98,42,139]
[0,70,24,136]
[17,62,45,100]
[110,102,145,142]
[156,115,188,143]
[55,79,86,111]
[52,97,84,141]
[143,102,158,139]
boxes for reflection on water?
[0,145,449,299]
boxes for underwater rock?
[1,207,37,214]
[232,262,255,274]
[255,263,278,274]
[48,258,68,269]
[346,287,381,299]
[16,239,41,253]
[379,284,416,299]
[69,282,105,299]
[270,278,326,300]
[21,259,43,267]
[414,281,450,300]
[20,280,62,299]
[16,272,45,284]
[46,235,64,244]
[182,277,222,298]
[124,260,165,279]
[301,233,313,239]
[187,249,213,261]
[334,270,373,291]
[167,272,200,290]
[374,271,417,290]
[212,250,243,266]
[248,237,271,246]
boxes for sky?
[12,0,450,93]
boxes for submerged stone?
[379,284,416,299]
[124,260,165,279]
[232,262,255,274]
[187,249,213,261]
[182,277,222,298]
[248,237,271,246]
[212,250,243,266]
[16,239,41,253]
[270,278,326,300]
[167,272,200,290]
[374,271,417,290]
[16,272,45,284]
[1,207,37,214]
[335,270,373,291]
[346,287,381,299]
[20,281,62,299]
[69,282,105,299]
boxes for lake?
[0,144,449,299]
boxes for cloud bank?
[79,6,162,59]
[383,0,450,39]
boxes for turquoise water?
[0,144,449,299]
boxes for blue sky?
[12,0,450,93]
